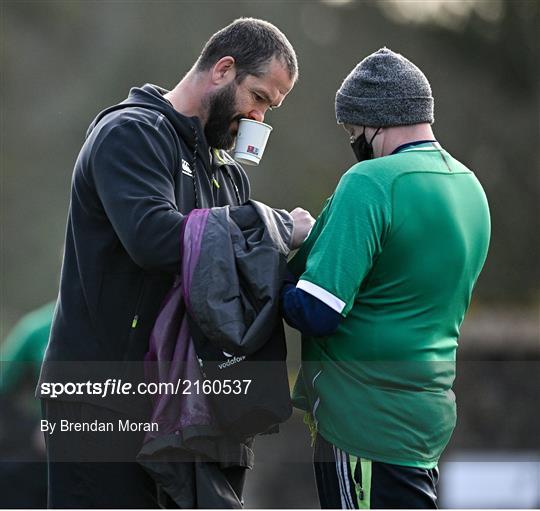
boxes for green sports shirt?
[289,142,490,468]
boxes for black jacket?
[137,202,293,507]
[39,84,250,374]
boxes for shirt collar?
[391,140,439,155]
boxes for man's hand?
[289,207,315,250]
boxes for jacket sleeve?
[91,118,184,273]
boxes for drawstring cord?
[303,412,318,447]
[190,125,241,207]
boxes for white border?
[297,280,346,314]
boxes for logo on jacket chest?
[181,159,193,178]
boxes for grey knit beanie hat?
[335,47,434,127]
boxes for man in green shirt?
[0,301,54,508]
[281,48,490,508]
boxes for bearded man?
[38,18,313,508]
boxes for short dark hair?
[195,18,298,82]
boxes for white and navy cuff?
[296,280,346,314]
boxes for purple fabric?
[181,209,210,312]
[142,208,213,443]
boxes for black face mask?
[350,127,380,162]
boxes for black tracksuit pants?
[313,433,439,509]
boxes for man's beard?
[204,82,241,150]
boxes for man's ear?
[211,56,236,85]
[345,123,363,139]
